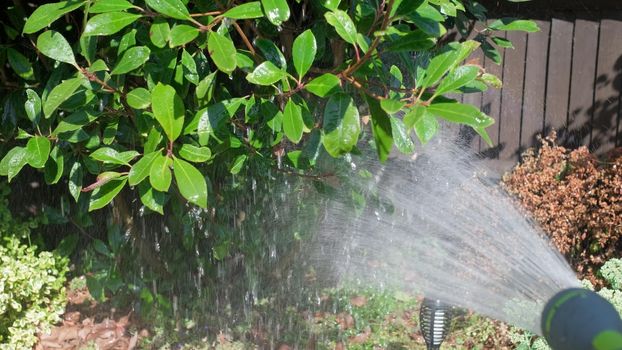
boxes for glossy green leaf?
[196,72,217,101]
[366,96,393,162]
[111,46,150,75]
[169,24,199,47]
[380,98,406,114]
[435,65,480,96]
[489,18,539,32]
[137,182,166,214]
[90,147,137,165]
[409,4,447,37]
[223,2,264,19]
[385,30,436,52]
[173,157,207,208]
[26,136,51,169]
[150,19,170,48]
[149,153,172,192]
[7,48,35,80]
[406,106,439,144]
[283,99,304,143]
[178,144,211,163]
[324,10,357,44]
[419,46,461,89]
[246,61,285,86]
[322,93,360,157]
[481,39,503,65]
[68,161,83,202]
[292,29,316,79]
[83,12,142,36]
[229,154,247,174]
[83,171,124,192]
[90,0,135,13]
[151,83,185,142]
[492,36,513,49]
[24,89,42,124]
[261,0,290,26]
[427,102,494,129]
[23,0,85,34]
[181,49,199,84]
[44,146,64,184]
[43,77,82,118]
[126,87,151,109]
[36,30,76,65]
[208,31,237,74]
[146,0,191,20]
[103,120,118,145]
[53,109,99,135]
[390,116,414,154]
[128,151,159,186]
[481,73,502,89]
[305,73,341,97]
[89,178,127,211]
[392,0,425,17]
[254,38,287,69]
[0,147,28,182]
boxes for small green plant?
[0,237,69,349]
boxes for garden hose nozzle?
[542,288,622,350]
[420,298,452,350]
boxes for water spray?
[419,298,452,350]
[541,288,622,350]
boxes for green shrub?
[0,237,69,349]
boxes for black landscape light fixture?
[420,298,453,350]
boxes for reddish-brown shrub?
[502,132,622,284]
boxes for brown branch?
[191,11,221,17]
[340,74,384,101]
[232,21,256,56]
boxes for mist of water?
[311,132,580,334]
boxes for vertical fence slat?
[461,48,485,152]
[544,15,574,140]
[567,16,600,148]
[480,26,505,158]
[592,11,622,153]
[521,20,551,152]
[499,31,527,163]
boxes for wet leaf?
[324,10,357,44]
[44,146,64,184]
[150,19,170,48]
[68,161,83,202]
[292,29,316,79]
[89,178,127,211]
[26,136,51,168]
[173,157,207,208]
[178,144,211,163]
[366,96,392,162]
[229,154,247,174]
[224,2,264,19]
[208,31,237,74]
[90,0,135,13]
[149,153,172,192]
[138,181,166,214]
[36,30,76,65]
[322,94,360,157]
[128,151,160,186]
[261,0,290,26]
[83,12,142,36]
[111,46,150,75]
[146,0,191,20]
[90,147,138,165]
[53,109,99,135]
[305,73,341,97]
[151,83,185,142]
[0,147,28,182]
[435,65,480,96]
[23,0,85,34]
[489,18,539,32]
[390,116,414,154]
[385,30,436,52]
[43,77,82,118]
[126,87,151,109]
[246,61,285,86]
[169,24,199,47]
[283,99,303,143]
[24,89,41,124]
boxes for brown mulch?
[36,278,149,350]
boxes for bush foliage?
[0,183,68,350]
[503,133,622,284]
[0,0,536,217]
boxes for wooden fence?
[454,0,622,170]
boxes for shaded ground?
[36,277,147,350]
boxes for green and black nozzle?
[542,288,622,350]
